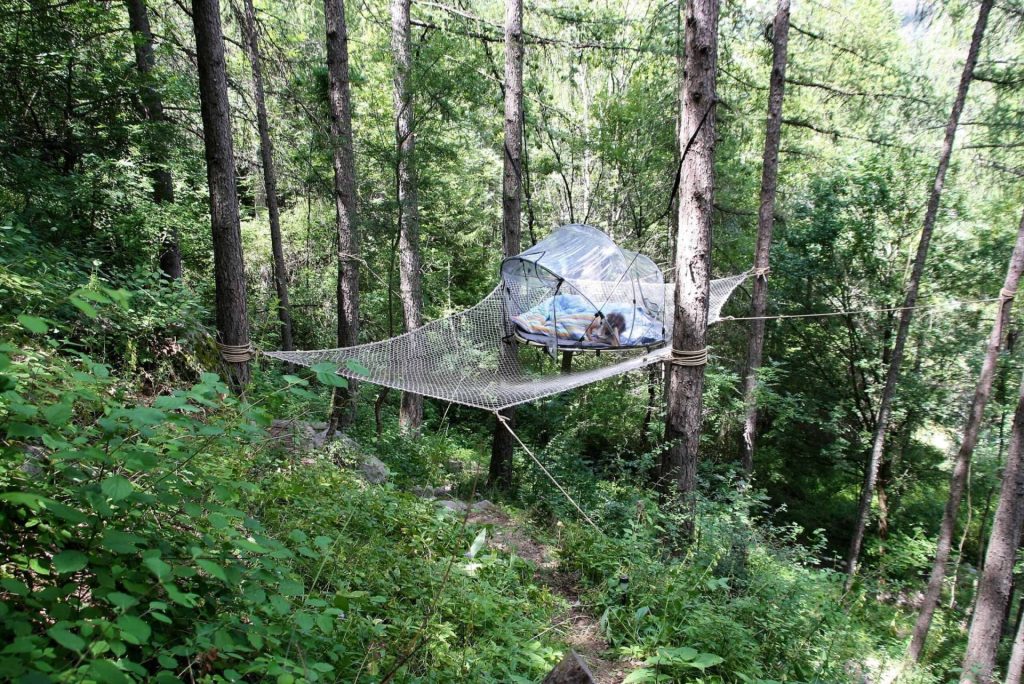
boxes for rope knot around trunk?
[670,347,708,367]
[217,340,257,363]
[752,266,771,279]
[1000,287,1016,300]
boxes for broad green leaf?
[17,315,48,334]
[101,475,133,501]
[1,492,52,509]
[88,659,129,684]
[125,407,166,426]
[47,624,85,652]
[70,296,99,318]
[116,615,151,645]
[143,556,172,580]
[688,653,724,670]
[105,591,139,610]
[43,402,73,425]
[101,529,144,553]
[5,422,43,438]
[53,550,88,574]
[164,584,197,607]
[623,668,657,683]
[46,501,87,524]
[346,360,371,376]
[74,288,111,304]
[294,611,315,631]
[153,395,189,410]
[196,559,228,582]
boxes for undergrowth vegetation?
[0,222,983,683]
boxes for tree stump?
[542,651,595,684]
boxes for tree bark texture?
[191,0,251,390]
[487,0,524,490]
[661,0,719,497]
[236,0,293,352]
[325,0,360,430]
[390,0,424,431]
[739,0,790,474]
[843,0,991,584]
[1006,605,1024,684]
[908,207,1024,662]
[126,0,181,280]
[962,368,1024,682]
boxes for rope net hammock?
[266,225,748,411]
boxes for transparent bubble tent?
[266,225,748,411]
[502,224,667,355]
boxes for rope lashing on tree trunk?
[670,347,709,366]
[494,411,602,533]
[752,266,771,279]
[217,341,257,363]
[1000,287,1016,300]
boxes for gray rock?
[358,455,390,484]
[411,484,453,499]
[270,419,319,449]
[21,445,46,476]
[436,499,495,514]
[445,460,464,474]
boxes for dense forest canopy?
[4,0,1024,681]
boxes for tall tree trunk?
[738,0,789,474]
[488,0,524,490]
[844,0,992,585]
[191,0,251,390]
[908,207,1024,662]
[126,0,182,280]
[235,0,293,352]
[962,369,1024,683]
[390,0,424,431]
[324,0,360,431]
[661,0,719,498]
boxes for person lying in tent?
[511,294,662,350]
[584,311,627,347]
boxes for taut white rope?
[495,412,601,532]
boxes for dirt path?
[467,505,634,684]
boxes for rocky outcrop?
[269,419,389,484]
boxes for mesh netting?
[265,274,748,412]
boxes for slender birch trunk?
[908,208,1024,662]
[324,0,360,430]
[844,0,992,584]
[126,0,182,279]
[962,369,1024,682]
[235,0,293,352]
[488,0,524,490]
[661,0,719,498]
[739,0,790,473]
[191,0,251,390]
[390,0,424,431]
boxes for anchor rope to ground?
[495,411,602,533]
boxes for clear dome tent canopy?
[266,225,748,412]
[501,224,667,355]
